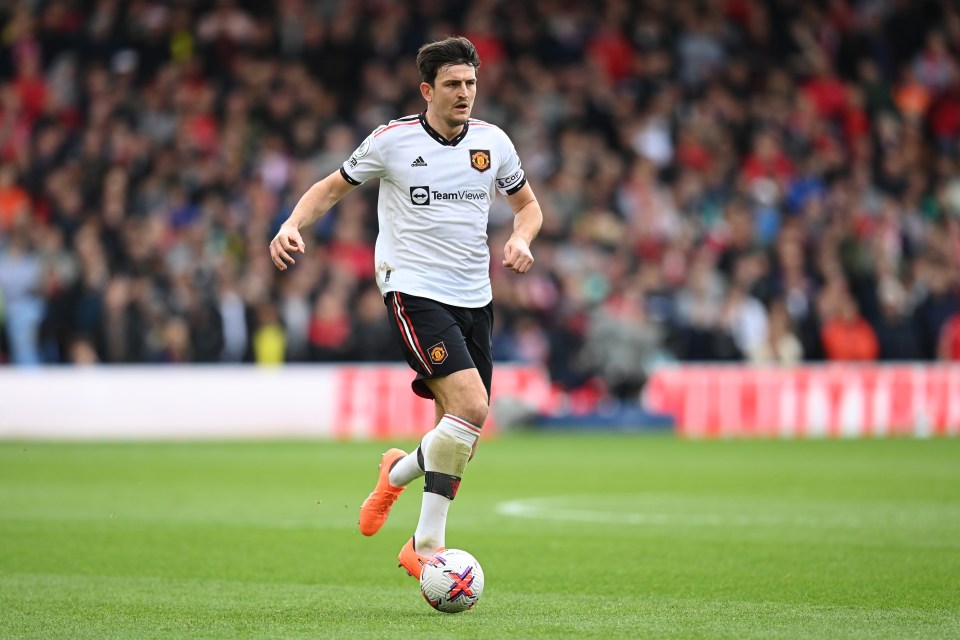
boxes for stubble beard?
[446,111,469,129]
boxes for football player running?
[270,36,542,579]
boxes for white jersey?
[340,113,526,308]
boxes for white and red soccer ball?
[419,549,484,613]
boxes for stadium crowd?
[1,0,960,400]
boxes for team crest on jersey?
[470,149,491,173]
[428,342,448,365]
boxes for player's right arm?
[269,170,357,271]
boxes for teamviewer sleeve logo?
[410,186,430,206]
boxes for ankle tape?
[424,471,461,500]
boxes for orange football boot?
[398,536,444,580]
[358,448,407,536]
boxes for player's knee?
[430,373,489,428]
[442,394,487,429]
[456,398,487,429]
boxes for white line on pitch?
[494,497,957,530]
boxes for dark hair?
[416,36,481,85]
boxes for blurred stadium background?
[1,0,960,438]
[2,3,960,639]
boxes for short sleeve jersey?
[340,112,526,308]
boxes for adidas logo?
[411,156,428,167]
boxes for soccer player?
[269,36,542,579]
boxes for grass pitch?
[1,434,958,639]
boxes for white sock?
[414,492,451,553]
[413,414,481,555]
[388,414,481,486]
[435,413,481,450]
[388,450,424,487]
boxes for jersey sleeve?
[495,135,527,196]
[340,126,387,185]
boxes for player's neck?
[424,109,464,141]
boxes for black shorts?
[384,291,493,401]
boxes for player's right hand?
[269,224,305,271]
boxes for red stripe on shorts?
[392,292,433,374]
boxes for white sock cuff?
[437,414,481,447]
[388,450,425,487]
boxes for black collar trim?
[419,111,469,146]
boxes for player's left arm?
[502,182,543,274]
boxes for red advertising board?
[643,364,960,438]
[334,364,554,439]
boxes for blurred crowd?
[1,0,960,400]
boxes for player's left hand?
[502,236,534,274]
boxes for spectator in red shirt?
[0,165,31,231]
[802,54,849,121]
[11,42,47,126]
[821,293,879,361]
[741,130,794,186]
[938,313,960,360]
[929,78,960,145]
[586,18,636,84]
[308,290,352,361]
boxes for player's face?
[424,64,477,133]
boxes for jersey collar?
[419,111,469,147]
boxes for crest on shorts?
[428,342,448,364]
[470,149,491,173]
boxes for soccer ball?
[419,549,484,613]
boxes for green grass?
[1,434,958,639]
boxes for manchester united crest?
[428,342,448,364]
[470,149,491,173]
